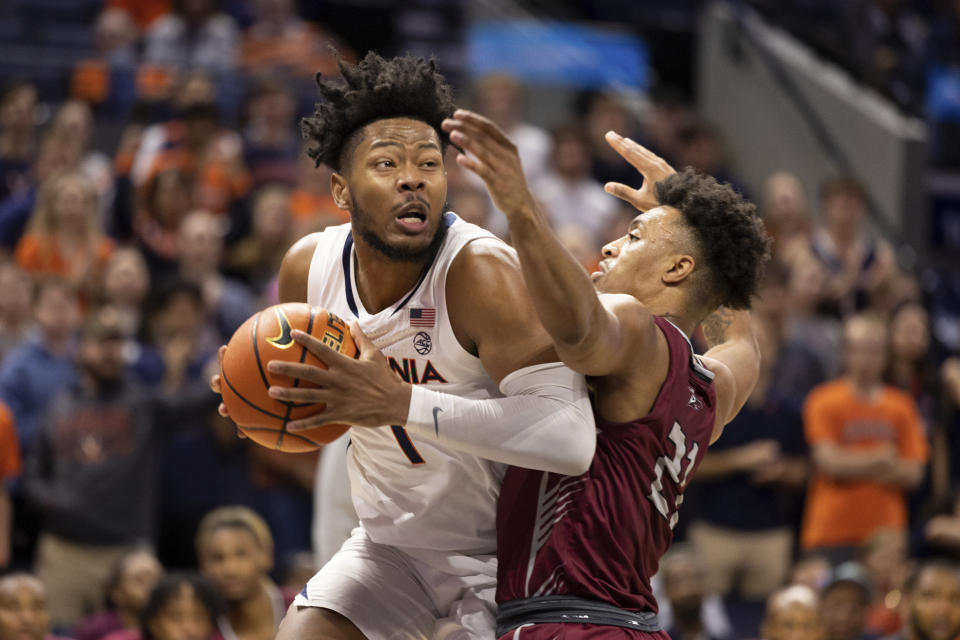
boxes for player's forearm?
[506,205,608,349]
[403,362,596,476]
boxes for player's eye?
[376,160,395,168]
[421,160,438,168]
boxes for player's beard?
[350,201,449,263]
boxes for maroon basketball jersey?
[495,317,717,613]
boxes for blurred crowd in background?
[0,1,959,640]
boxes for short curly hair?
[301,52,456,172]
[655,168,770,310]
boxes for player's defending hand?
[602,132,676,213]
[441,109,539,219]
[266,323,412,430]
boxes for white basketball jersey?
[307,213,507,554]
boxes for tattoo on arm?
[702,307,735,348]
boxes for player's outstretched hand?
[441,109,538,219]
[602,132,676,213]
[266,323,412,430]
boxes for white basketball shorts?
[294,527,497,640]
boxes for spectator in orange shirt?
[70,8,139,111]
[239,0,345,80]
[15,171,114,302]
[133,91,251,217]
[0,401,21,569]
[801,313,929,563]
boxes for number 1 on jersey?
[391,425,425,464]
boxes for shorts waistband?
[496,595,661,636]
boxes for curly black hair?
[301,52,456,172]
[655,168,770,310]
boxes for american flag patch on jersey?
[410,308,436,327]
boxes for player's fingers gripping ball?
[219,303,357,452]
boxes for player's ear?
[663,254,695,285]
[331,172,351,211]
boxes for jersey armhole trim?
[342,232,359,317]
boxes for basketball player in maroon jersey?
[441,110,770,638]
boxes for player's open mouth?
[395,202,428,233]
[592,261,610,280]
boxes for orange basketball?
[219,303,357,452]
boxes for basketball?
[219,303,357,452]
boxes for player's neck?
[657,311,697,338]
[353,241,430,313]
[641,290,698,337]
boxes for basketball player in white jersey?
[211,53,596,639]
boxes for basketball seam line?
[240,425,322,447]
[220,369,288,420]
[277,306,318,449]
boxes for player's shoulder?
[599,293,662,350]
[454,236,517,266]
[278,225,350,303]
[447,233,519,286]
[283,224,351,266]
[281,232,322,274]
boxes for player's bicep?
[553,294,660,376]
[699,358,738,444]
[702,340,760,426]
[278,233,322,304]
[448,244,555,384]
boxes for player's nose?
[397,168,426,192]
[601,240,620,258]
